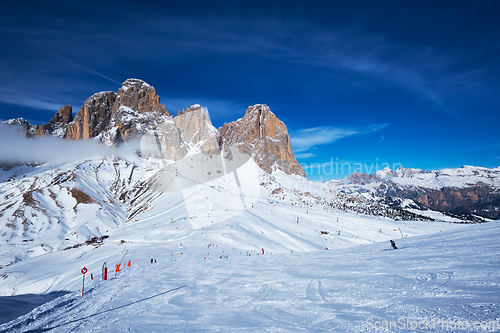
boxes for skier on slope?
[390,240,397,249]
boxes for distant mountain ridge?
[328,165,500,219]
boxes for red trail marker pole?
[81,267,88,297]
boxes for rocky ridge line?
[3,79,304,177]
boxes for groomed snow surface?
[1,221,499,332]
[0,159,499,332]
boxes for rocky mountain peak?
[116,78,168,115]
[332,165,500,220]
[219,104,305,177]
[347,172,380,184]
[65,79,171,144]
[176,104,203,116]
[142,104,220,160]
[121,78,150,89]
[245,104,268,115]
[36,105,73,138]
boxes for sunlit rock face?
[66,91,117,140]
[36,105,73,138]
[219,104,305,177]
[141,105,221,161]
[67,79,171,145]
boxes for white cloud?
[0,124,140,164]
[0,94,63,111]
[291,127,358,152]
[291,123,389,153]
[294,153,316,159]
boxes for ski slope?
[1,157,499,331]
[1,220,499,332]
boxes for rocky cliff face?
[141,104,221,161]
[375,181,500,220]
[219,104,305,177]
[67,91,116,140]
[115,78,167,115]
[67,79,170,144]
[36,105,73,138]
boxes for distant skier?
[151,258,153,263]
[390,240,398,250]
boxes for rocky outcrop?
[67,91,116,140]
[173,105,220,155]
[36,105,73,138]
[347,172,380,185]
[141,104,221,160]
[219,104,305,177]
[115,78,167,115]
[66,79,171,145]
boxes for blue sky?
[0,0,499,180]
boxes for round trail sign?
[81,267,88,274]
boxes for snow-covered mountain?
[1,78,496,270]
[328,166,500,220]
[1,79,499,331]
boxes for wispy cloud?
[291,123,389,152]
[294,153,316,159]
[291,127,358,152]
[0,94,63,112]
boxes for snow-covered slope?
[0,157,145,267]
[1,152,499,331]
[0,154,461,290]
[2,153,492,271]
[1,216,498,332]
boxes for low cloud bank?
[0,123,140,165]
